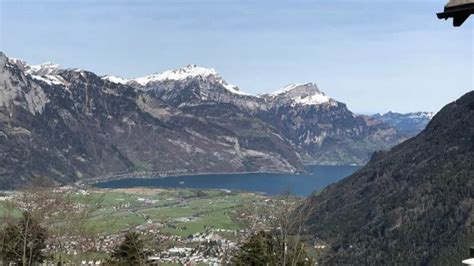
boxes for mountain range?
[0,53,431,188]
[372,111,434,136]
[302,91,474,264]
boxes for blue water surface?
[94,165,359,196]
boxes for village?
[0,185,297,265]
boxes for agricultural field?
[0,187,281,238]
[81,188,266,236]
[0,187,303,264]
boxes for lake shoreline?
[86,163,362,186]
[91,165,360,197]
[81,169,300,186]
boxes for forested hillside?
[302,91,474,264]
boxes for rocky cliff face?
[104,64,266,113]
[301,91,474,265]
[132,67,407,166]
[0,53,300,188]
[257,83,403,165]
[0,53,412,188]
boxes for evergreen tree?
[232,231,276,265]
[0,211,47,265]
[232,231,313,266]
[110,231,149,265]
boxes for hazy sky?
[1,0,472,113]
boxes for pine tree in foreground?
[0,211,47,265]
[232,230,314,266]
[109,231,150,265]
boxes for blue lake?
[94,165,359,196]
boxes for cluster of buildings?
[0,186,290,265]
[148,231,238,265]
[43,226,241,265]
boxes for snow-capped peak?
[102,75,129,85]
[268,83,333,106]
[6,57,27,67]
[129,64,250,96]
[380,111,435,120]
[133,64,219,86]
[5,56,65,86]
[1,54,51,114]
[6,56,61,76]
[27,62,61,75]
[270,83,312,96]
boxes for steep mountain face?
[258,83,403,165]
[262,83,335,107]
[104,64,265,112]
[0,53,410,188]
[301,91,474,265]
[132,67,406,166]
[372,111,434,136]
[0,53,301,188]
[117,65,302,171]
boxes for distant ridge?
[371,111,435,136]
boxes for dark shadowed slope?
[303,91,474,265]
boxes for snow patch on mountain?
[371,111,435,135]
[26,62,61,76]
[1,54,50,114]
[8,58,61,76]
[133,64,251,96]
[134,64,217,85]
[5,53,336,108]
[6,56,66,87]
[30,75,65,86]
[101,64,251,96]
[266,83,334,106]
[293,93,331,106]
[103,75,129,84]
[269,83,305,96]
[377,111,435,120]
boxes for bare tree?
[45,188,105,265]
[0,210,47,266]
[232,194,316,265]
[0,180,105,265]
